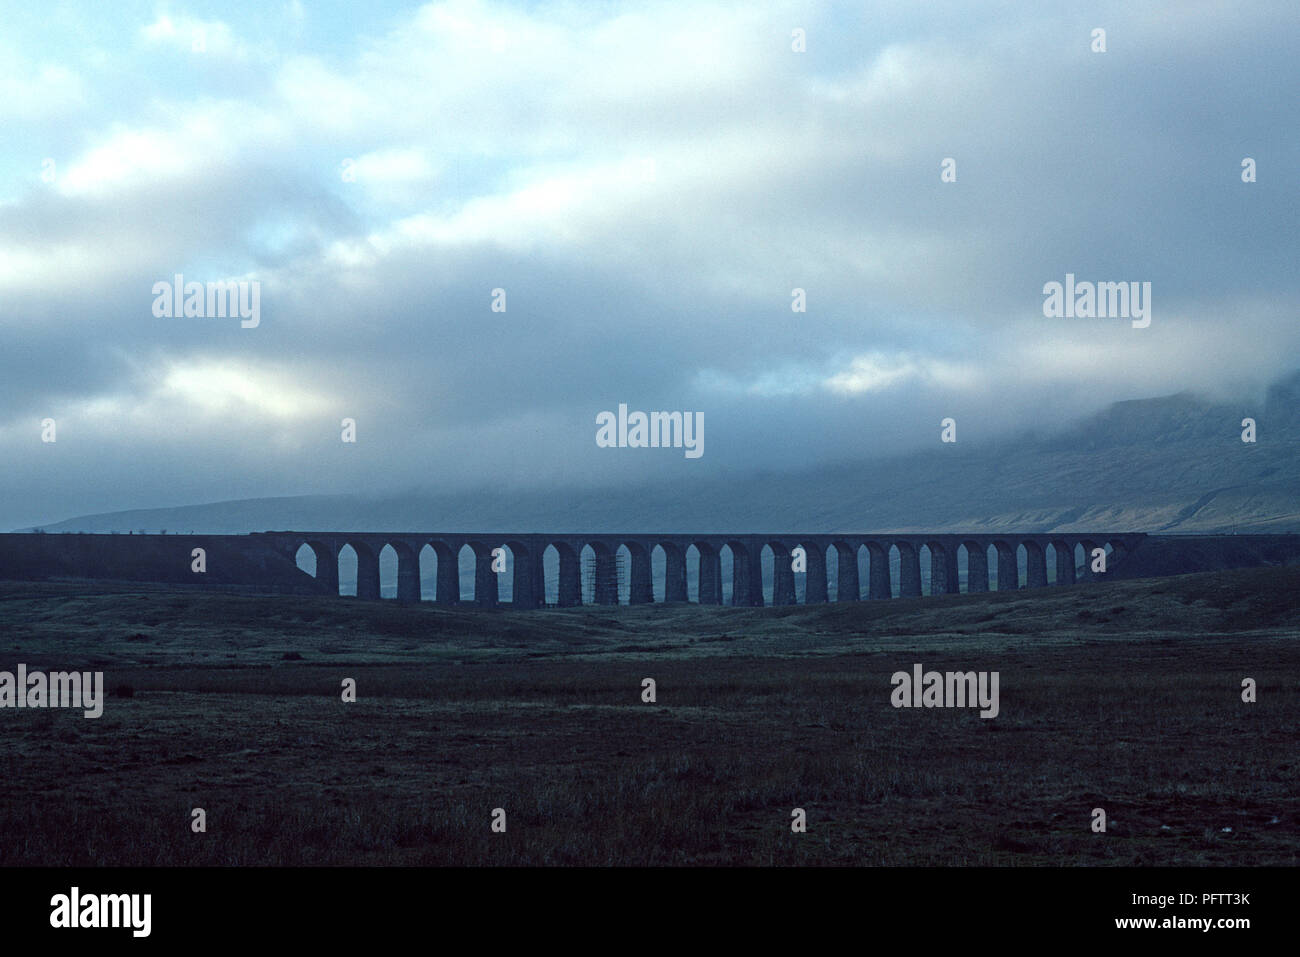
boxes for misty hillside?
[28,373,1300,535]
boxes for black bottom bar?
[0,866,1288,944]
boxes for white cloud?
[58,127,194,197]
[0,53,84,120]
[157,358,334,419]
[140,14,245,59]
[825,353,979,396]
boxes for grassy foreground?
[0,566,1296,865]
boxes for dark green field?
[0,566,1296,865]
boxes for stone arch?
[549,542,581,606]
[724,540,758,606]
[798,540,828,603]
[992,539,1017,591]
[766,541,795,606]
[1008,540,1029,587]
[337,544,358,597]
[657,542,686,603]
[419,543,437,601]
[681,544,700,602]
[342,539,379,599]
[1049,539,1074,585]
[866,541,890,599]
[649,543,667,603]
[541,544,559,606]
[896,541,922,598]
[1023,540,1047,589]
[927,540,959,595]
[962,541,988,593]
[294,539,338,594]
[504,539,537,608]
[1103,538,1127,571]
[473,542,499,604]
[375,540,420,601]
[622,541,652,604]
[294,542,318,576]
[718,541,735,606]
[832,541,857,601]
[378,543,399,599]
[1077,539,1099,579]
[457,543,477,604]
[696,541,722,604]
[584,542,617,605]
[462,540,500,607]
[428,540,459,604]
[918,542,933,595]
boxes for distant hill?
[24,372,1300,535]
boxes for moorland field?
[0,566,1295,866]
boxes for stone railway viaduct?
[255,531,1148,608]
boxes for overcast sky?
[1,0,1297,530]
